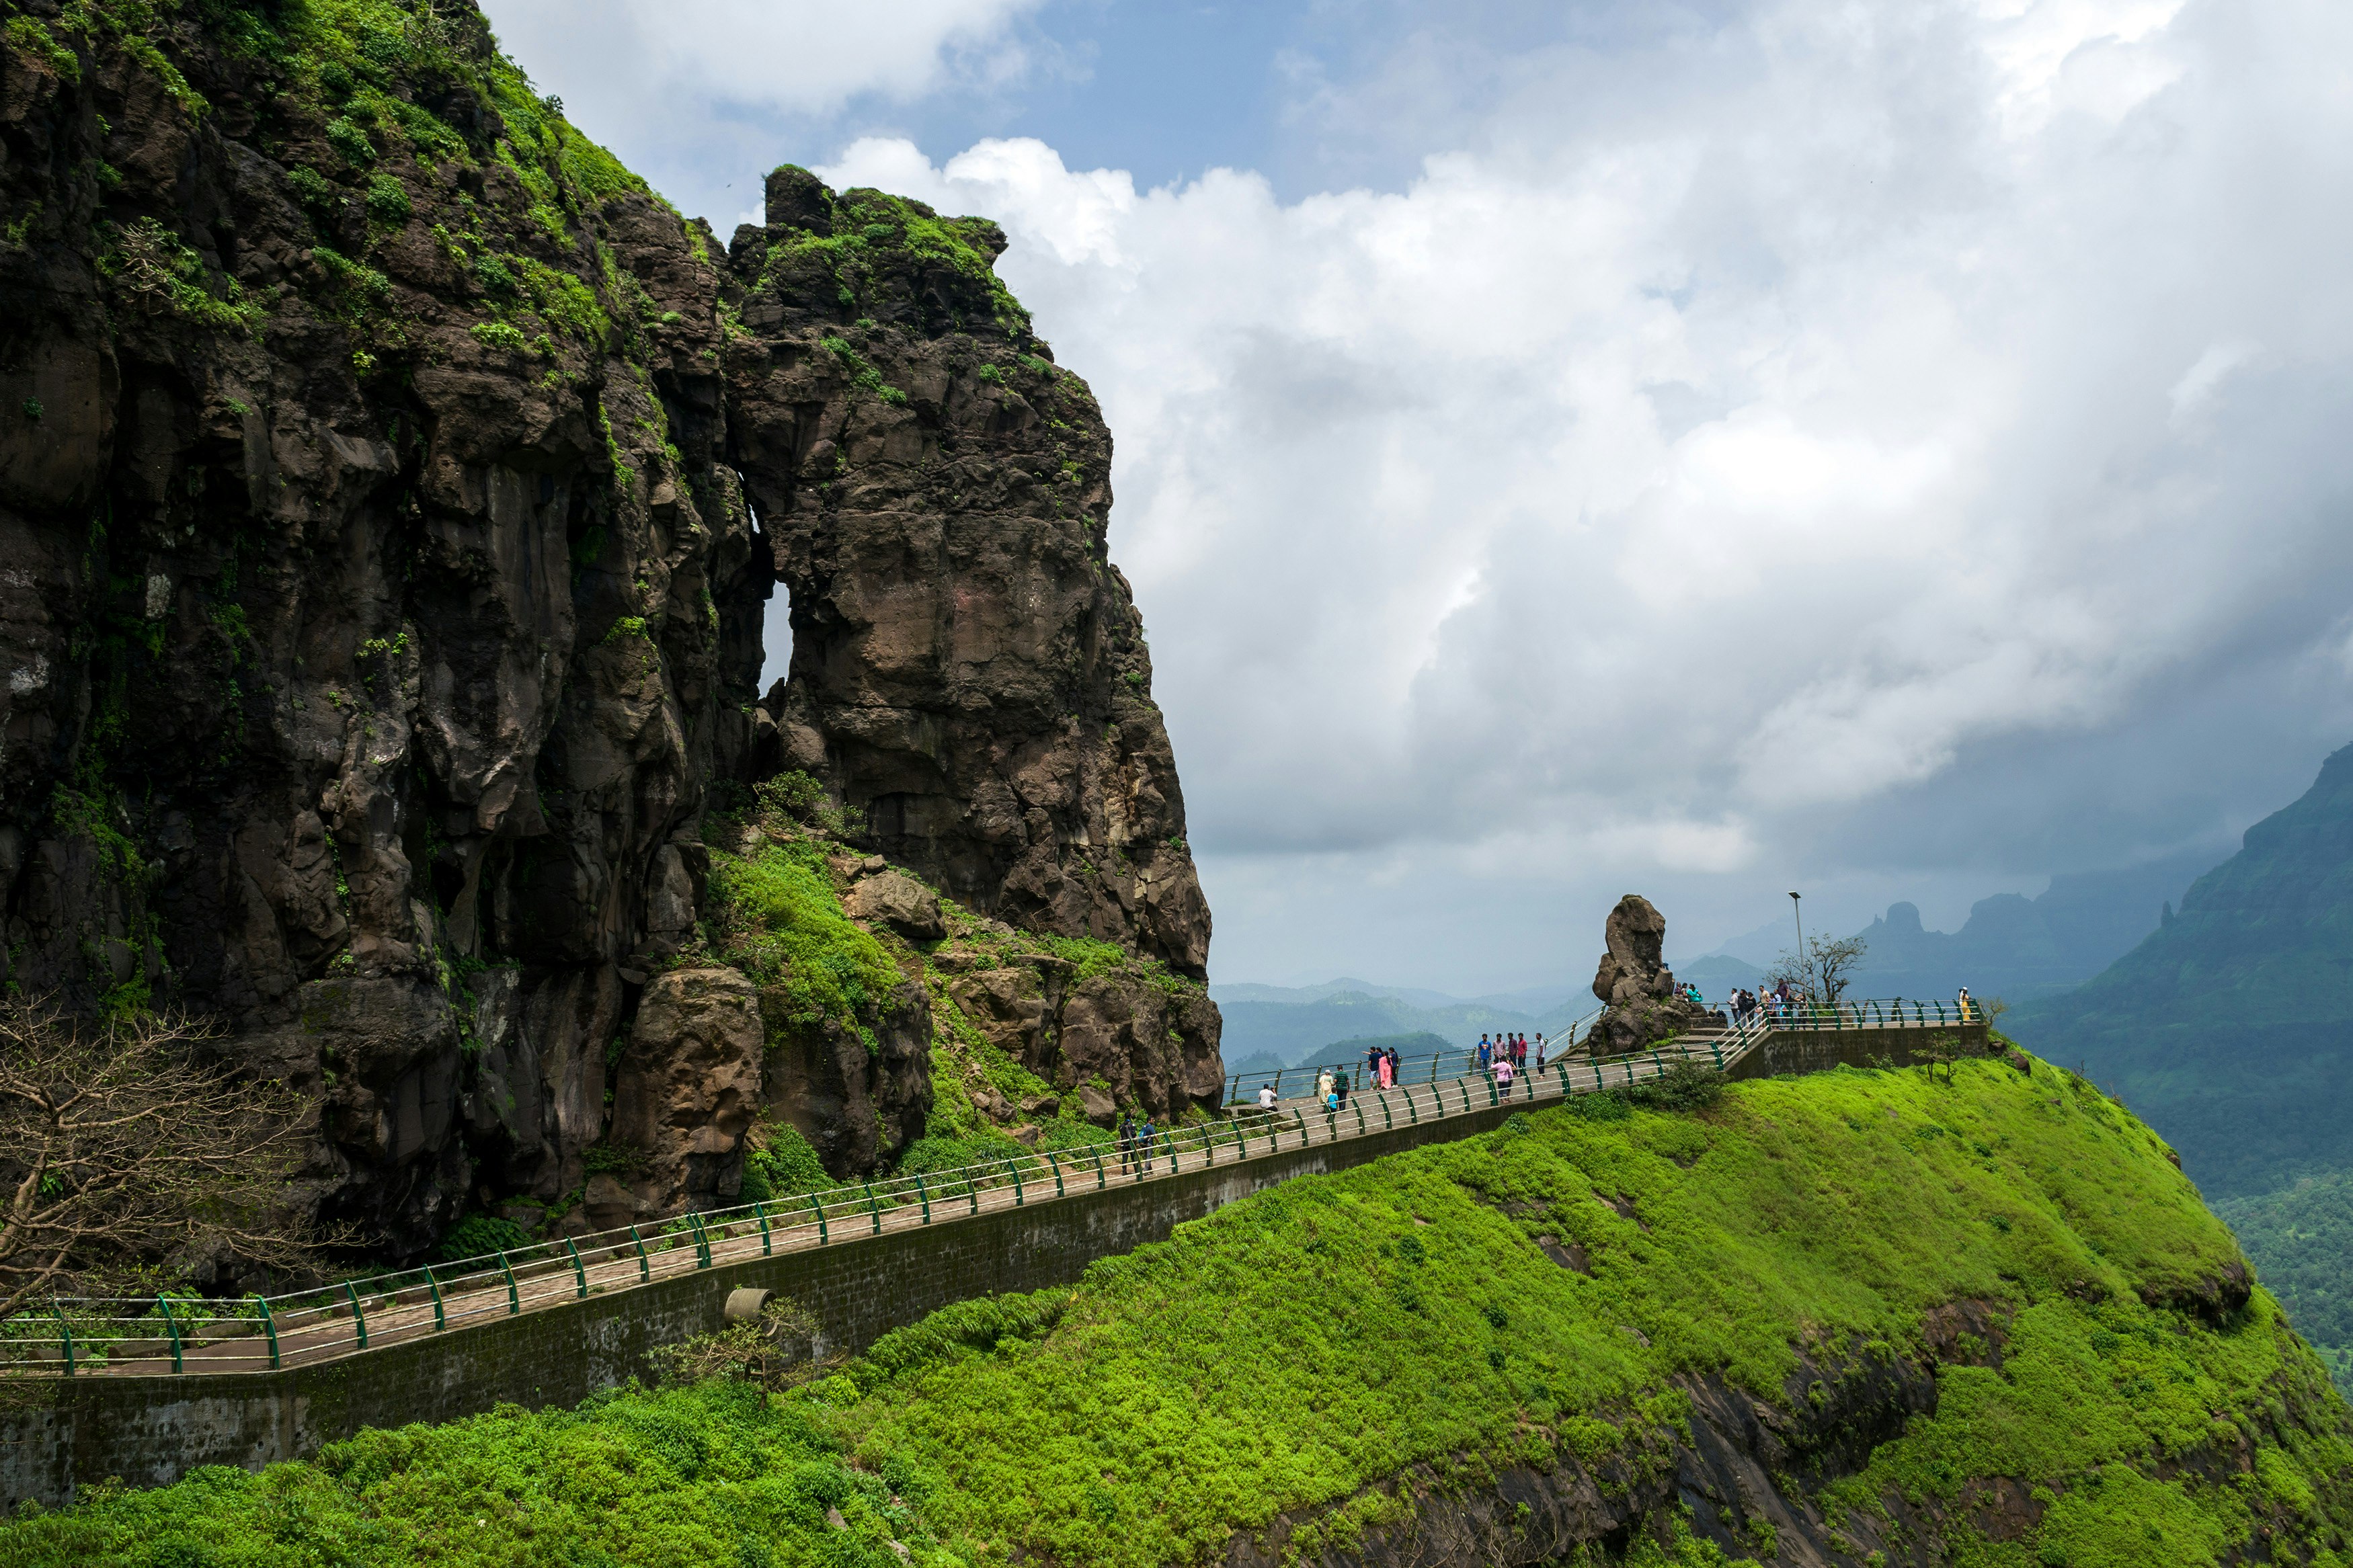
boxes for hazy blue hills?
[1207,983,1592,1077]
[2007,743,2353,1200]
[1683,850,2216,1007]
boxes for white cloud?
[485,0,1042,118]
[808,0,2353,977]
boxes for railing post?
[1232,1118,1250,1157]
[498,1249,522,1312]
[566,1238,589,1296]
[965,1172,980,1216]
[1354,1100,1367,1134]
[424,1265,446,1329]
[1378,1093,1392,1130]
[1710,1040,1724,1069]
[1091,1149,1107,1189]
[631,1224,654,1276]
[810,1196,830,1244]
[863,1183,881,1235]
[1166,1132,1181,1171]
[344,1281,369,1350]
[1458,1081,1473,1114]
[158,1296,184,1373]
[754,1202,773,1254]
[256,1298,281,1370]
[54,1308,73,1377]
[913,1176,931,1225]
[1047,1151,1066,1196]
[687,1213,712,1268]
[1291,1108,1308,1146]
[1404,1087,1419,1123]
[1007,1159,1025,1206]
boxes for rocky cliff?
[0,0,1218,1264]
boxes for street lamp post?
[1790,892,1806,1001]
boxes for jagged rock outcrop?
[934,944,1226,1125]
[0,3,1217,1263]
[610,966,763,1215]
[1585,894,1713,1056]
[726,166,1211,980]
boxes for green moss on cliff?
[704,840,906,1039]
[12,1059,2349,1567]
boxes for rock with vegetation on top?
[0,1,1220,1255]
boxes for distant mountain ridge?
[1682,851,2217,1007]
[1207,982,1594,1077]
[2007,742,2353,1200]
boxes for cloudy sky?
[485,0,2353,993]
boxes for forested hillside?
[14,1055,2352,1567]
[2007,743,2353,1201]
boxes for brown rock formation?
[612,967,763,1215]
[725,167,1211,980]
[1585,895,1712,1056]
[842,869,945,941]
[0,5,1218,1260]
[934,944,1225,1124]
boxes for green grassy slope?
[2007,742,2353,1202]
[11,1058,2352,1567]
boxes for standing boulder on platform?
[1585,895,1716,1057]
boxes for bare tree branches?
[1769,933,1870,1004]
[0,1001,334,1317]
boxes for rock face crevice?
[0,6,1216,1261]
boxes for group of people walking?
[1115,1110,1158,1175]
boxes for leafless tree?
[0,1001,333,1317]
[1768,933,1870,1005]
[650,1296,835,1391]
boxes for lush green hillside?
[12,1057,2352,1567]
[2219,1173,2353,1397]
[2008,743,2353,1201]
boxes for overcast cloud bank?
[489,0,2353,989]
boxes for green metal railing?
[0,1000,1976,1378]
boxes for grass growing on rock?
[704,838,906,1037]
[23,1059,2348,1567]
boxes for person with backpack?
[1136,1115,1156,1173]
